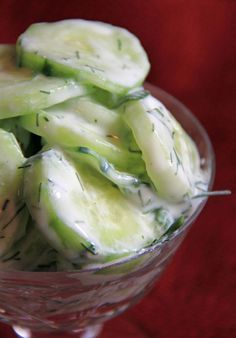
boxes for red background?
[0,1,235,337]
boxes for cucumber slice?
[0,220,58,271]
[0,44,90,118]
[17,20,150,94]
[19,96,146,175]
[23,148,163,263]
[68,146,189,232]
[123,95,202,202]
[0,128,29,257]
[0,217,80,272]
[0,44,32,85]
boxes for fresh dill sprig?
[192,190,231,199]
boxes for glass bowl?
[0,84,215,338]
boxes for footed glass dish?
[0,84,215,338]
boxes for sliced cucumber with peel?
[0,20,207,271]
[23,148,163,263]
[16,20,150,94]
[0,220,55,271]
[19,96,146,174]
[0,217,78,272]
[0,128,29,257]
[0,44,90,118]
[123,95,202,202]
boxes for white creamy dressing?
[126,182,203,224]
[24,89,208,263]
[43,151,159,254]
[29,77,209,259]
[33,143,206,261]
[0,20,211,271]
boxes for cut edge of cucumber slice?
[0,74,91,118]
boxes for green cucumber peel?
[68,146,141,189]
[19,95,146,175]
[0,44,91,118]
[93,87,150,109]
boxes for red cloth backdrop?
[0,1,235,337]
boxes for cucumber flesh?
[17,20,150,94]
[0,44,90,118]
[19,96,146,175]
[23,148,163,263]
[123,95,202,202]
[0,128,29,257]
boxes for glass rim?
[0,84,215,278]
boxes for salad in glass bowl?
[0,20,226,337]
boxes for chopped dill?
[173,148,181,175]
[2,204,26,230]
[138,189,144,207]
[154,107,164,117]
[81,242,97,255]
[106,134,120,140]
[75,172,84,191]
[17,163,32,169]
[75,50,80,59]
[38,182,42,203]
[2,251,20,262]
[36,113,40,127]
[39,90,51,94]
[2,199,10,211]
[128,146,142,154]
[84,64,104,73]
[117,38,122,50]
[192,190,231,199]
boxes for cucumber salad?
[0,20,209,271]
